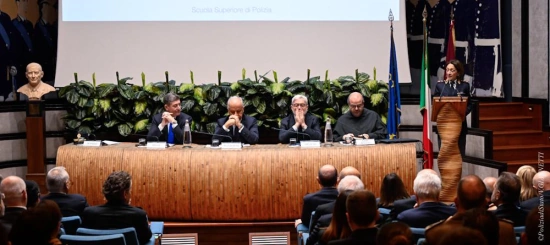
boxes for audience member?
[296,165,338,229]
[491,172,527,226]
[521,205,549,245]
[389,169,439,220]
[516,166,538,202]
[0,176,27,233]
[213,96,259,144]
[318,190,354,245]
[81,171,152,245]
[451,207,500,245]
[378,173,410,208]
[41,166,89,216]
[9,200,62,245]
[521,170,550,212]
[483,177,497,210]
[279,95,322,143]
[426,225,488,245]
[397,172,455,228]
[308,175,364,245]
[333,92,387,141]
[24,180,40,208]
[328,190,379,245]
[376,222,413,245]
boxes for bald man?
[333,92,387,141]
[0,176,27,233]
[16,62,55,100]
[521,170,550,212]
[213,96,259,144]
[296,165,338,229]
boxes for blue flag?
[387,25,401,139]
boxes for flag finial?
[422,6,428,22]
[389,9,394,30]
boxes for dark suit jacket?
[309,201,335,232]
[397,201,456,228]
[306,213,332,245]
[12,16,34,90]
[0,11,16,98]
[327,227,378,245]
[41,192,89,217]
[81,202,152,245]
[33,19,57,83]
[147,112,193,144]
[492,203,528,226]
[301,187,338,228]
[0,207,26,233]
[213,115,259,144]
[389,195,417,220]
[279,113,322,143]
[521,190,550,212]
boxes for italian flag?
[420,23,434,169]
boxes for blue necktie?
[167,123,175,144]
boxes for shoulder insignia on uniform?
[425,219,445,230]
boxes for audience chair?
[410,227,426,244]
[297,211,315,245]
[61,216,82,235]
[60,234,126,245]
[77,227,138,245]
[378,208,391,223]
[150,221,165,244]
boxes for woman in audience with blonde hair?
[378,173,410,208]
[516,165,537,201]
[317,190,353,245]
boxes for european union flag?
[387,22,401,139]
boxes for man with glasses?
[278,95,322,143]
[333,92,387,141]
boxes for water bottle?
[183,119,192,148]
[324,118,333,147]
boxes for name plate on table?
[146,142,167,148]
[355,139,375,146]
[300,140,321,148]
[82,141,102,147]
[220,142,242,150]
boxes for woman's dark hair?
[320,190,353,243]
[377,222,413,245]
[9,200,62,245]
[103,171,132,203]
[446,59,465,81]
[379,173,410,207]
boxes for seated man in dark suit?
[389,169,439,220]
[278,95,322,143]
[41,166,89,216]
[397,171,456,228]
[81,171,152,245]
[491,172,527,226]
[328,190,378,245]
[521,170,550,212]
[0,176,28,233]
[147,93,193,144]
[213,96,259,144]
[295,165,338,230]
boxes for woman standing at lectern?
[433,59,472,157]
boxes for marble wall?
[528,0,549,100]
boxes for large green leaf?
[193,87,204,104]
[118,124,132,136]
[230,82,240,91]
[134,100,147,115]
[77,97,89,108]
[144,83,162,94]
[252,96,261,107]
[76,85,92,97]
[370,93,385,106]
[179,83,194,93]
[119,104,131,115]
[104,120,120,128]
[247,88,257,95]
[256,101,266,114]
[78,126,92,134]
[67,120,81,129]
[82,117,95,122]
[134,119,149,132]
[99,99,111,112]
[206,87,221,101]
[118,84,135,100]
[270,83,285,95]
[181,99,195,112]
[75,109,87,120]
[202,102,218,116]
[58,86,72,97]
[66,90,80,105]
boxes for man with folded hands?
[147,93,193,144]
[279,94,322,143]
[213,96,259,144]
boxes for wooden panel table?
[56,143,417,221]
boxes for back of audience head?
[452,207,499,245]
[522,205,549,245]
[46,166,70,193]
[24,180,40,208]
[0,176,27,208]
[483,177,497,204]
[346,190,378,230]
[428,226,488,245]
[377,222,413,245]
[532,170,550,191]
[413,172,441,202]
[455,175,487,211]
[337,175,364,193]
[103,171,132,204]
[379,173,410,207]
[516,166,537,201]
[321,190,354,243]
[491,172,521,205]
[339,166,361,181]
[9,200,62,245]
[318,165,338,188]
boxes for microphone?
[192,131,234,143]
[439,81,448,101]
[271,127,311,141]
[130,134,161,143]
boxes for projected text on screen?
[62,0,400,21]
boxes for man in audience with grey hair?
[278,94,322,143]
[41,166,89,216]
[491,172,527,226]
[0,176,27,232]
[396,171,456,228]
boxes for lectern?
[432,96,468,202]
[25,100,46,193]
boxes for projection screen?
[56,0,412,86]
